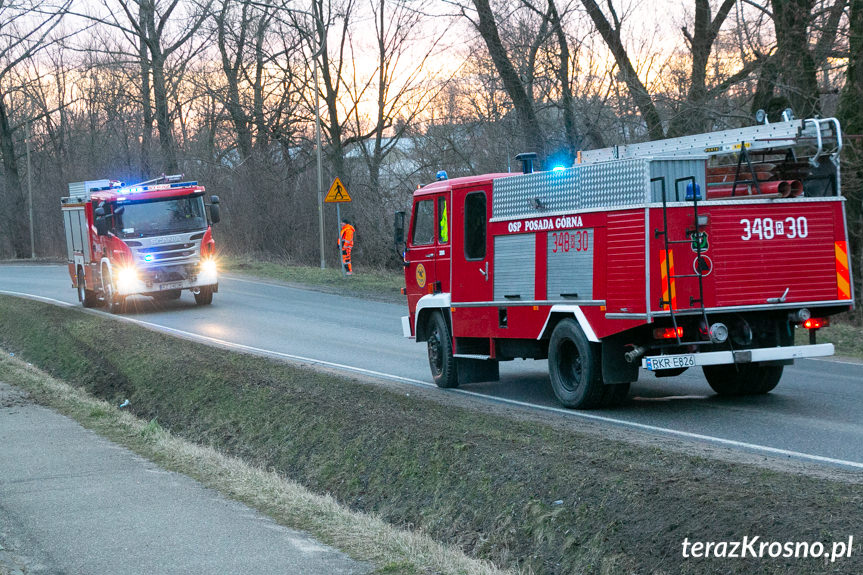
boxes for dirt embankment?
[0,295,860,575]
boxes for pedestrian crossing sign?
[325,177,352,203]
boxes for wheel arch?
[538,305,600,343]
[414,293,452,342]
[100,257,114,288]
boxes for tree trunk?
[838,0,863,320]
[771,0,820,118]
[667,0,736,137]
[150,54,178,173]
[472,0,546,160]
[548,0,579,162]
[0,92,29,258]
[580,0,664,140]
[139,4,153,178]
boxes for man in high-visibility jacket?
[339,218,355,275]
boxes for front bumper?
[401,316,413,338]
[642,343,834,370]
[115,262,219,296]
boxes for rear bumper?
[642,343,834,370]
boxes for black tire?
[703,363,784,396]
[102,269,124,314]
[548,319,629,409]
[77,269,98,308]
[194,285,214,305]
[427,311,457,388]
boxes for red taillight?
[803,318,829,329]
[653,326,684,339]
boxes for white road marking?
[2,288,863,470]
[809,357,863,367]
[631,395,711,402]
[0,291,75,307]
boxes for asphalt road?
[1,263,862,470]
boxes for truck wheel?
[702,363,784,396]
[427,311,457,388]
[194,285,214,305]
[102,270,124,314]
[77,269,98,308]
[548,319,609,409]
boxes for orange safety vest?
[340,224,355,247]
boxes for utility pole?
[25,121,34,259]
[313,1,325,269]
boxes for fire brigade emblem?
[416,263,427,288]
[690,231,708,253]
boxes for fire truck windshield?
[113,195,207,238]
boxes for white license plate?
[159,282,183,291]
[644,354,696,371]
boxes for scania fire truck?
[61,175,221,313]
[395,115,854,409]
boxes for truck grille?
[134,242,200,265]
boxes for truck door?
[406,196,438,313]
[454,189,493,303]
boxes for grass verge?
[220,255,404,303]
[794,320,863,361]
[0,354,502,575]
[0,295,861,574]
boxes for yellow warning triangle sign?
[324,177,351,203]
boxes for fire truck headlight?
[116,266,140,292]
[199,258,218,283]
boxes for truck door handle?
[425,253,435,258]
[479,262,489,281]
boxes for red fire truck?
[395,116,854,408]
[61,175,221,313]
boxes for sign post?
[325,177,352,275]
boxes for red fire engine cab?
[61,175,221,313]
[395,116,854,409]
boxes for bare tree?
[90,0,213,173]
[467,0,547,159]
[578,0,664,140]
[345,0,444,193]
[0,0,70,258]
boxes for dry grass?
[0,353,508,575]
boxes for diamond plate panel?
[492,169,580,219]
[578,159,648,209]
[492,160,650,219]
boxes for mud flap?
[601,337,639,384]
[457,358,500,385]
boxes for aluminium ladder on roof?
[578,118,842,165]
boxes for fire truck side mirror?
[209,195,221,224]
[393,210,408,266]
[94,206,106,217]
[94,217,109,236]
[394,211,405,245]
